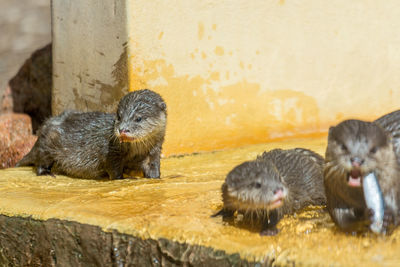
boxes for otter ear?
[158,102,167,111]
[328,126,334,135]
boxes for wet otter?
[375,110,400,162]
[324,119,400,233]
[16,89,167,179]
[213,148,326,235]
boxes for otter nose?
[273,187,284,197]
[119,128,131,134]
[350,157,364,167]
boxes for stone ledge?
[1,137,400,266]
[0,215,250,267]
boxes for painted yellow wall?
[126,0,400,155]
[52,0,400,156]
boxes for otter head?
[325,119,392,188]
[114,89,167,143]
[225,160,287,211]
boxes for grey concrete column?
[52,0,128,115]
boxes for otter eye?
[370,146,377,154]
[135,117,142,122]
[340,144,348,152]
[254,182,262,189]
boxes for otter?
[324,119,400,233]
[375,110,400,163]
[213,148,326,236]
[16,89,167,179]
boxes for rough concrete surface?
[0,215,251,267]
[52,0,128,115]
[3,137,400,266]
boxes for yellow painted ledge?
[1,136,400,266]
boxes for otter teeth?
[118,132,136,142]
[348,169,362,187]
[268,198,284,209]
[267,189,285,209]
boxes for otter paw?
[366,208,375,223]
[143,171,160,179]
[383,208,394,229]
[221,209,235,221]
[37,166,55,177]
[260,227,279,236]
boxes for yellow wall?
[126,0,400,155]
[53,1,400,156]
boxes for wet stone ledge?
[1,137,400,266]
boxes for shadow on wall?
[9,43,52,133]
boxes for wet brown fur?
[214,148,326,235]
[324,119,400,232]
[17,89,167,180]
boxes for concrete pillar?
[52,0,128,113]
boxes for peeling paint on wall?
[88,45,129,111]
[214,46,224,56]
[198,22,205,40]
[129,58,321,155]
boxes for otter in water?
[16,89,167,179]
[324,119,400,233]
[213,148,326,235]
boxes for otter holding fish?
[324,119,400,233]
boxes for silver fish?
[363,172,384,233]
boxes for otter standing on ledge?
[16,89,167,179]
[213,148,326,236]
[324,119,400,233]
